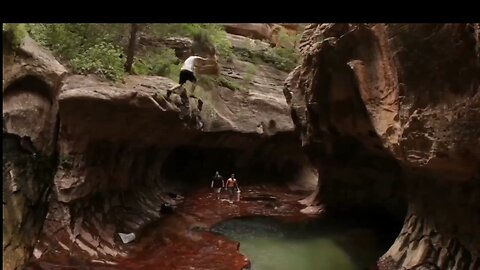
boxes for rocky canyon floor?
[23,185,309,269]
[24,184,397,270]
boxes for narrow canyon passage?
[4,23,479,270]
[22,140,403,270]
[25,183,401,270]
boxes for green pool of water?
[211,216,392,270]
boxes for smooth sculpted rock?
[285,23,480,270]
[35,59,299,263]
[55,74,205,202]
[21,27,310,268]
[223,23,273,42]
[3,35,67,154]
[3,34,67,270]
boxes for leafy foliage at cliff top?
[3,23,28,50]
[23,23,300,83]
[25,24,232,81]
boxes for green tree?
[3,23,27,49]
[125,23,139,74]
[24,24,233,80]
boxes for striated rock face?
[3,35,67,270]
[31,72,307,263]
[54,75,206,202]
[5,27,309,269]
[285,23,480,269]
[203,60,293,134]
[31,74,203,262]
[147,32,295,135]
[30,31,309,264]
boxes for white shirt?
[181,56,207,73]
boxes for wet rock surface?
[25,185,313,270]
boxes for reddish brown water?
[26,185,313,270]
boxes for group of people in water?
[210,171,241,202]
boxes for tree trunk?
[125,23,138,74]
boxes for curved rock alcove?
[285,23,480,270]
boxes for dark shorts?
[212,183,223,189]
[179,69,196,84]
[227,187,236,195]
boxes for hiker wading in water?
[225,174,240,202]
[167,55,208,99]
[211,171,224,199]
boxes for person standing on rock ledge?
[167,55,209,99]
[211,171,225,199]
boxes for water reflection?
[212,216,389,270]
